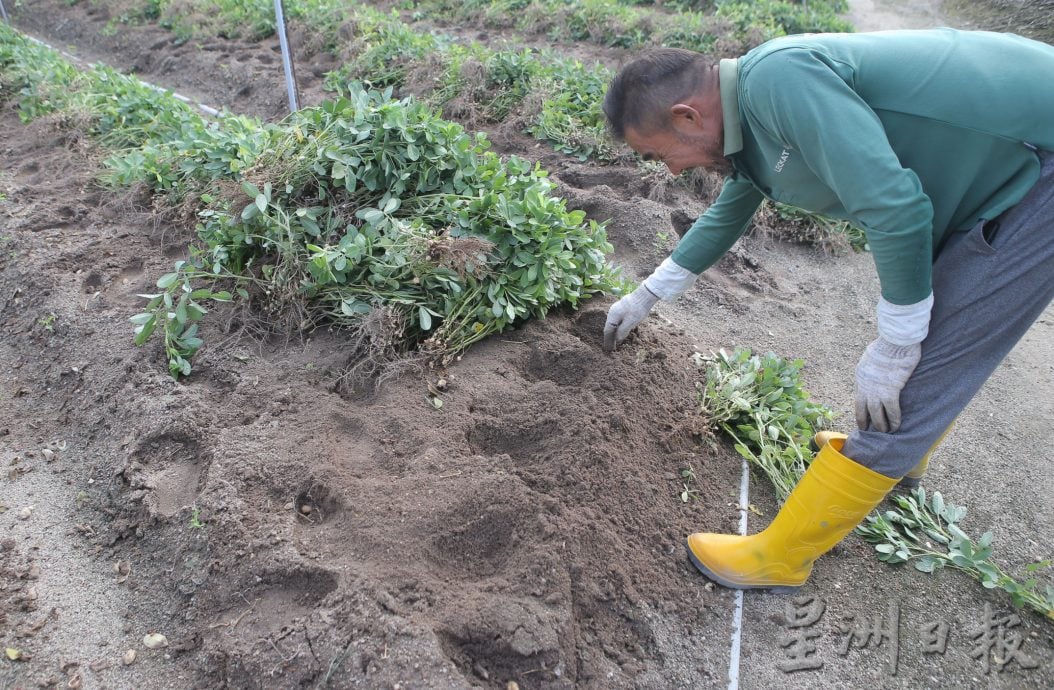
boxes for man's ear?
[670,103,703,133]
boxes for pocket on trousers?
[981,219,1001,248]
[966,218,997,255]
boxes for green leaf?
[255,194,267,213]
[914,555,941,573]
[175,295,189,325]
[976,561,1000,584]
[133,316,157,346]
[924,529,949,545]
[340,300,371,316]
[156,272,179,289]
[186,303,207,321]
[948,523,970,543]
[418,306,432,331]
[357,208,384,225]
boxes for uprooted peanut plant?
[697,346,1054,621]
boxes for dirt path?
[847,0,954,32]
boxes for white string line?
[727,455,750,690]
[20,32,222,118]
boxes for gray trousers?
[844,150,1054,478]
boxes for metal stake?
[273,0,299,112]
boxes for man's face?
[624,110,730,177]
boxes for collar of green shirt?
[719,58,744,157]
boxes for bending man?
[601,29,1054,590]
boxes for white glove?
[876,294,934,346]
[602,258,698,351]
[854,293,934,432]
[855,338,921,432]
[643,257,698,301]
[603,285,659,352]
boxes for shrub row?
[147,0,851,52]
[98,0,851,162]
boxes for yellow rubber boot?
[899,452,930,488]
[897,423,954,488]
[811,422,955,489]
[686,439,897,590]
[812,430,848,450]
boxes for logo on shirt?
[774,148,791,173]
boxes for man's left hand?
[855,338,921,432]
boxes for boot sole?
[685,543,800,594]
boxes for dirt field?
[1,1,1052,689]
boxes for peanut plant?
[0,27,626,378]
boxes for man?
[601,29,1054,591]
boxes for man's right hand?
[603,285,659,352]
[854,337,921,433]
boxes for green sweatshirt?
[671,29,1054,305]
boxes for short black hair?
[603,48,712,141]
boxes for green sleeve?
[671,177,764,273]
[744,50,934,305]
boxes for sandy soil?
[1,1,1052,689]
